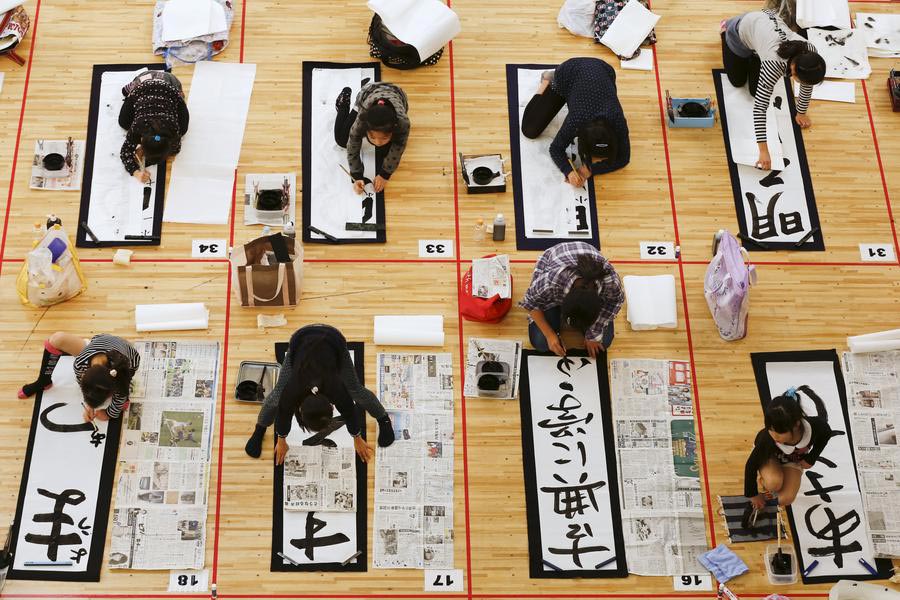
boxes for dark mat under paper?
[301,61,386,245]
[8,350,122,581]
[270,341,367,572]
[77,64,168,248]
[517,349,627,578]
[506,64,600,252]
[718,494,780,543]
[751,349,891,584]
[713,69,823,251]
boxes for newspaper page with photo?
[374,353,455,569]
[610,359,707,575]
[283,445,356,512]
[471,254,511,299]
[109,341,220,570]
[842,350,900,558]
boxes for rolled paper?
[135,303,209,332]
[374,315,444,346]
[623,274,678,331]
[849,339,900,354]
[112,249,133,266]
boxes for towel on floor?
[697,545,748,583]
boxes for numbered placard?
[168,569,209,592]
[859,243,896,263]
[640,241,675,261]
[673,574,712,591]
[418,239,454,258]
[424,568,464,592]
[192,238,227,258]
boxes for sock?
[377,415,395,447]
[245,425,266,458]
[19,340,62,398]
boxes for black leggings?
[334,106,391,176]
[521,85,566,139]
[721,32,761,96]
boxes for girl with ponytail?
[743,385,833,520]
[19,332,140,423]
[720,9,826,169]
[118,70,190,182]
[519,242,624,359]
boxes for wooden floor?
[0,0,898,598]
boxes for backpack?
[704,230,756,341]
[367,14,444,70]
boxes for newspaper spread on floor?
[108,341,219,570]
[462,337,522,400]
[374,353,454,568]
[842,350,900,558]
[610,359,707,575]
[283,445,356,512]
[471,254,511,299]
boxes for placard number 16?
[680,575,702,586]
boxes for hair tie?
[311,386,319,395]
[110,369,118,378]
[785,386,797,400]
[153,135,161,142]
[377,99,385,106]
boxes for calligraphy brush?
[337,164,374,193]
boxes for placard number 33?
[425,243,445,254]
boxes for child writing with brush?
[743,386,832,525]
[118,70,190,183]
[18,332,140,423]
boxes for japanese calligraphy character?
[24,488,89,561]
[290,512,350,560]
[540,478,606,519]
[804,504,863,568]
[548,523,609,567]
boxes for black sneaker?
[245,425,265,458]
[335,86,352,111]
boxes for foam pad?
[623,274,677,330]
[367,0,460,61]
[599,0,660,58]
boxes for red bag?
[460,254,513,323]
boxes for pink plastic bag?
[704,230,756,341]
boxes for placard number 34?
[198,243,219,254]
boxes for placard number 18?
[177,574,200,587]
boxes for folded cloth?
[697,545,748,583]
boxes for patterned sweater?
[347,82,411,181]
[118,78,190,174]
[73,334,141,419]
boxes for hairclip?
[110,369,118,378]
[376,99,385,105]
[785,386,798,400]
[311,386,319,395]
[594,143,609,149]
[153,135,161,142]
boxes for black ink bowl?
[472,166,500,185]
[235,380,261,401]
[42,153,66,171]
[678,102,708,118]
[256,189,284,211]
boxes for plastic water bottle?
[473,219,485,242]
[262,225,272,236]
[492,214,506,242]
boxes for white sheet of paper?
[855,13,900,58]
[796,0,850,30]
[719,72,818,245]
[161,0,227,42]
[599,0,660,58]
[623,274,677,330]
[12,357,112,574]
[367,0,460,61]
[374,315,445,347]
[135,303,210,331]
[0,0,23,13]
[525,355,621,573]
[763,360,882,579]
[807,28,871,80]
[164,62,256,224]
[720,74,784,170]
[514,68,594,241]
[621,48,654,71]
[86,69,161,241]
[307,66,380,240]
[794,80,855,104]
